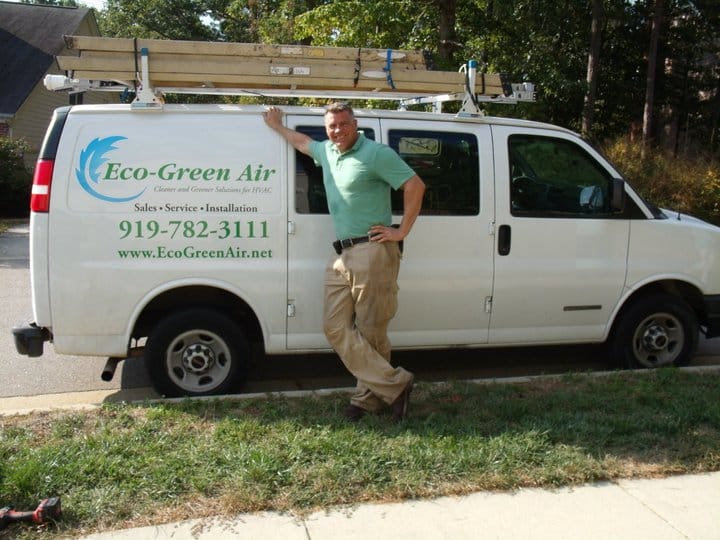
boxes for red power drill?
[0,497,61,529]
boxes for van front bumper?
[12,323,50,357]
[705,294,720,339]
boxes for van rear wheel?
[610,294,698,369]
[145,308,248,397]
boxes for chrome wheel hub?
[632,312,684,368]
[165,329,231,393]
[642,324,669,351]
[182,343,216,374]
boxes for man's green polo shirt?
[309,133,414,240]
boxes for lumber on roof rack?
[57,36,510,97]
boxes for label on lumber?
[270,66,311,76]
[280,46,302,56]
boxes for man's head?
[324,102,359,153]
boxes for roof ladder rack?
[400,60,535,115]
[133,46,163,110]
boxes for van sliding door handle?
[498,224,511,256]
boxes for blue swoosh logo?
[76,136,146,202]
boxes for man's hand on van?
[262,106,313,156]
[262,106,284,129]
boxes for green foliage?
[294,1,426,50]
[100,0,221,40]
[214,0,326,45]
[95,0,720,156]
[0,138,31,218]
[604,138,720,225]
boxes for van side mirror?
[611,178,625,213]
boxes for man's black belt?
[332,227,403,255]
[333,235,370,254]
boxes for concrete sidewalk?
[79,472,719,540]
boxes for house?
[0,1,116,167]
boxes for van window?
[389,130,480,216]
[509,135,615,218]
[294,126,375,214]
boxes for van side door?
[489,126,630,344]
[380,118,495,346]
[286,116,495,349]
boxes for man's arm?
[397,175,425,238]
[369,175,425,243]
[262,106,313,156]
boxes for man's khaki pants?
[323,241,414,412]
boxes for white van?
[13,102,720,396]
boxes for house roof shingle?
[0,1,94,115]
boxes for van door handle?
[498,224,511,256]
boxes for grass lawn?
[1,368,719,538]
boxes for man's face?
[324,110,359,153]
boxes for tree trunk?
[582,0,604,139]
[642,0,664,152]
[436,0,458,65]
[712,77,720,154]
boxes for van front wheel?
[610,294,698,369]
[145,309,248,397]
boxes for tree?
[92,0,720,155]
[582,0,604,138]
[642,0,663,151]
[654,0,720,156]
[0,138,31,218]
[463,0,593,127]
[435,0,459,65]
[204,0,314,44]
[100,0,220,40]
[294,1,423,49]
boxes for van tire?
[609,294,698,369]
[144,308,248,397]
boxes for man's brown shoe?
[344,404,366,421]
[391,379,414,422]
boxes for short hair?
[324,102,355,117]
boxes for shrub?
[603,139,720,226]
[0,137,32,217]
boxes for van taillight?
[31,159,54,213]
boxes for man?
[263,102,425,422]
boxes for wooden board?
[58,36,510,97]
[63,36,430,65]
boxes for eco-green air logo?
[76,136,146,203]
